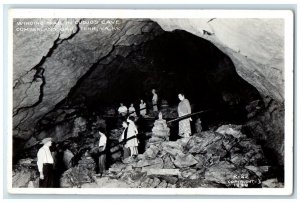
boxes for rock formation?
[60,151,96,188]
[57,125,280,188]
[154,18,284,102]
[12,158,39,188]
[12,116,283,188]
[13,19,164,140]
[150,112,170,143]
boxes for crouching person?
[98,127,107,177]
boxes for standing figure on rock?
[152,89,158,112]
[195,118,203,133]
[139,99,147,117]
[128,103,137,117]
[119,121,131,159]
[126,116,139,157]
[97,127,107,177]
[118,103,128,117]
[37,137,54,188]
[177,93,192,137]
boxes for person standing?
[139,99,147,117]
[98,128,107,177]
[118,103,128,117]
[177,93,192,137]
[128,103,137,117]
[126,116,139,157]
[119,121,131,159]
[152,89,158,112]
[37,137,54,188]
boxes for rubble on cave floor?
[59,124,282,188]
[13,124,284,188]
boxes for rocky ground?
[13,124,283,189]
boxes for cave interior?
[61,28,261,126]
[12,19,284,188]
[15,27,262,161]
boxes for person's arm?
[186,99,191,114]
[98,133,104,147]
[134,125,138,135]
[102,136,107,151]
[120,130,124,142]
[134,126,139,143]
[37,150,44,179]
[185,99,192,121]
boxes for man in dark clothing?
[97,128,107,177]
[120,121,131,159]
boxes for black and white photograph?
[8,9,294,195]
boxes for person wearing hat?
[37,137,54,188]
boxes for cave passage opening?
[48,28,262,172]
[17,27,263,164]
[66,28,262,129]
[14,25,268,188]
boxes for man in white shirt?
[118,103,128,116]
[37,137,54,188]
[98,128,107,177]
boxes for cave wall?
[244,96,284,165]
[153,18,284,103]
[67,29,261,111]
[13,18,285,166]
[13,18,163,139]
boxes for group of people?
[119,116,139,157]
[36,116,140,188]
[36,91,192,188]
[93,115,139,179]
[117,89,158,117]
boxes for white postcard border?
[7,9,294,196]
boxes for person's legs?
[98,148,106,176]
[133,147,138,156]
[47,164,54,187]
[99,154,106,175]
[178,120,185,137]
[129,147,133,156]
[179,119,191,137]
[130,146,138,156]
[39,175,46,188]
[123,147,130,159]
[39,164,54,188]
[153,101,158,111]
